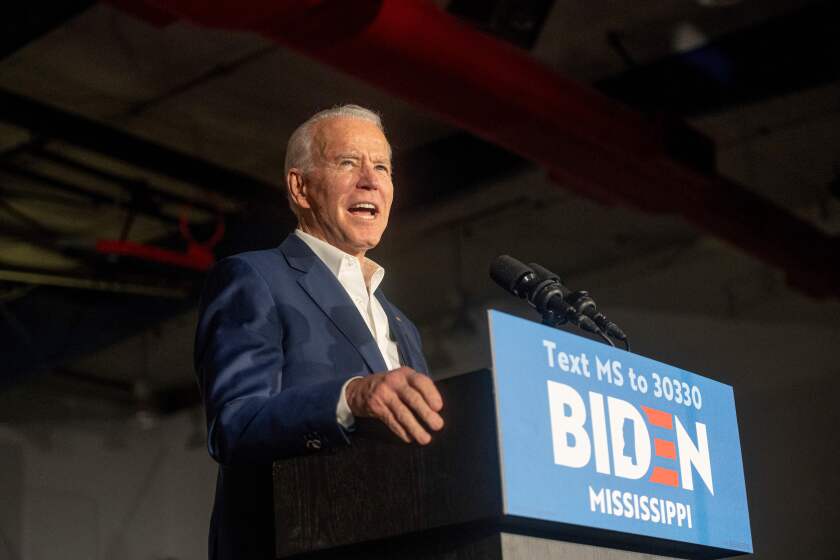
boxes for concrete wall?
[3,301,836,559]
[0,411,215,560]
[2,163,838,559]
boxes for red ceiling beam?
[112,0,839,297]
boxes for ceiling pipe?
[111,0,839,297]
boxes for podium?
[273,311,752,559]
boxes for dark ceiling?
[1,0,838,416]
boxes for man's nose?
[357,161,379,189]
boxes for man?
[195,105,443,560]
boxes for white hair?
[284,104,386,177]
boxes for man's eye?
[375,164,390,173]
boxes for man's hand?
[345,367,444,445]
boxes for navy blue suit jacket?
[194,234,428,560]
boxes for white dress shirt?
[294,229,401,428]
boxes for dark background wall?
[1,1,838,558]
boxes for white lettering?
[588,392,611,475]
[557,351,570,371]
[675,416,714,495]
[623,492,634,518]
[611,360,624,386]
[639,495,650,521]
[589,486,606,513]
[581,354,591,377]
[665,500,676,524]
[543,339,557,367]
[547,381,591,468]
[650,497,661,523]
[588,487,694,529]
[612,489,623,516]
[676,503,687,526]
[596,356,612,382]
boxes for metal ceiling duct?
[112,0,839,298]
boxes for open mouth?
[347,202,379,220]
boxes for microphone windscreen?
[528,262,560,283]
[529,262,569,298]
[490,255,533,293]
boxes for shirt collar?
[295,229,385,292]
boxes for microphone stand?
[539,308,616,347]
[532,284,616,348]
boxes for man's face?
[289,117,394,257]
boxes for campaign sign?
[488,310,752,555]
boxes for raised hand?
[345,367,444,444]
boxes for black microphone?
[528,262,627,342]
[489,255,542,299]
[489,256,600,334]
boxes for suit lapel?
[279,235,387,374]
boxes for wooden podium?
[274,370,675,559]
[273,311,752,559]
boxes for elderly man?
[195,105,443,560]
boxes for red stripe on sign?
[642,406,673,430]
[654,438,676,459]
[650,467,679,487]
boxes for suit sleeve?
[404,317,430,376]
[194,256,351,466]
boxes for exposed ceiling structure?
[1,0,838,424]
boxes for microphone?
[489,255,542,298]
[528,262,628,342]
[489,256,601,334]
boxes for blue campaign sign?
[488,310,752,554]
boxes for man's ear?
[287,169,311,210]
